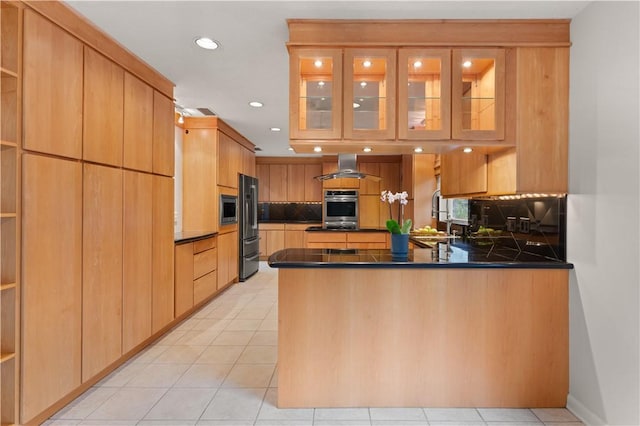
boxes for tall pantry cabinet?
[10,3,176,424]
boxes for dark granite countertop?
[268,243,574,269]
[305,226,388,232]
[174,231,217,244]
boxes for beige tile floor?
[46,262,584,426]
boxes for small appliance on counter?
[239,174,259,281]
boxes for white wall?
[568,2,639,425]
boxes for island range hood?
[314,153,381,181]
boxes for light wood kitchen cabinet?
[344,48,397,140]
[306,231,388,249]
[304,164,323,201]
[122,171,153,354]
[287,164,305,201]
[175,236,218,317]
[285,223,309,248]
[174,243,194,317]
[153,91,176,176]
[241,145,256,177]
[269,164,288,201]
[440,149,488,197]
[82,163,123,382]
[256,163,270,201]
[322,160,359,189]
[218,131,242,188]
[123,72,153,172]
[289,48,343,140]
[217,231,238,289]
[259,223,285,260]
[83,47,124,167]
[359,195,381,229]
[183,127,217,232]
[285,163,323,202]
[152,174,175,333]
[306,231,347,249]
[22,9,83,159]
[358,162,380,195]
[21,154,82,424]
[346,232,387,249]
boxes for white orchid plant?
[380,190,412,234]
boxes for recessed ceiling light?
[177,113,184,124]
[313,146,322,153]
[413,60,422,68]
[318,81,325,87]
[463,147,473,153]
[353,103,361,109]
[463,60,472,68]
[363,60,372,68]
[414,147,423,153]
[270,127,281,132]
[249,101,263,108]
[288,147,294,151]
[314,59,323,67]
[363,147,372,153]
[194,37,219,50]
[360,81,367,88]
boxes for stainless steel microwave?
[220,194,238,225]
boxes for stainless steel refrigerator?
[239,174,259,281]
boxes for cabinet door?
[174,243,194,317]
[287,164,305,201]
[304,164,323,201]
[83,47,124,166]
[217,231,238,289]
[82,164,123,381]
[153,91,176,177]
[398,48,451,140]
[451,48,505,141]
[123,72,153,172]
[344,48,396,140]
[218,132,241,188]
[267,230,285,255]
[122,171,153,354]
[441,150,488,196]
[359,194,381,229]
[269,164,288,201]
[290,48,342,140]
[183,128,216,231]
[241,146,256,177]
[152,175,175,333]
[23,10,83,159]
[256,164,270,202]
[358,162,380,195]
[21,154,82,423]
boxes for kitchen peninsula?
[269,245,572,408]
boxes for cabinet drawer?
[346,232,387,243]
[194,270,217,304]
[193,248,217,279]
[193,237,216,254]
[306,232,347,243]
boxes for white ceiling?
[65,1,589,157]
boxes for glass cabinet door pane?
[351,55,388,131]
[407,56,442,132]
[459,57,497,131]
[299,55,335,131]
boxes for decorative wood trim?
[287,19,571,47]
[183,116,255,151]
[21,0,174,97]
[256,156,322,165]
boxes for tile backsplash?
[258,202,322,223]
[468,196,567,261]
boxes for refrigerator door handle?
[250,184,258,230]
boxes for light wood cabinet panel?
[153,91,175,177]
[269,164,288,201]
[217,231,238,289]
[359,194,381,229]
[322,161,359,189]
[287,164,305,201]
[358,162,380,195]
[23,10,83,159]
[174,243,194,318]
[379,162,401,193]
[285,224,309,249]
[304,164,322,201]
[122,171,152,354]
[152,175,175,333]
[193,237,215,253]
[82,163,123,381]
[441,150,488,197]
[256,164,270,202]
[267,230,285,255]
[83,47,124,167]
[194,247,217,279]
[218,132,241,188]
[123,72,153,172]
[259,229,267,258]
[306,231,347,245]
[194,270,217,305]
[241,146,256,177]
[21,154,82,423]
[183,128,217,232]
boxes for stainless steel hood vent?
[314,153,381,181]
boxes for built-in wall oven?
[323,190,358,229]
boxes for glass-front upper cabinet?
[289,48,342,140]
[398,49,451,140]
[343,48,396,140]
[451,48,505,140]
